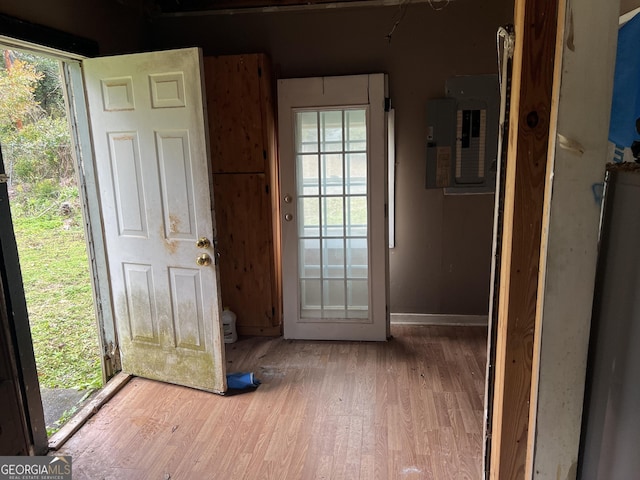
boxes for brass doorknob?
[196,237,211,248]
[196,253,212,266]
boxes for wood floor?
[56,325,487,479]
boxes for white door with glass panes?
[83,48,226,392]
[278,74,389,341]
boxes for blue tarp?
[609,13,640,147]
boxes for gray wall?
[149,0,512,315]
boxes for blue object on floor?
[224,372,261,396]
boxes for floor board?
[57,325,487,479]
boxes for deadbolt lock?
[196,237,211,249]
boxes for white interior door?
[83,48,226,392]
[278,74,389,341]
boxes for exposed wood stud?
[489,0,561,478]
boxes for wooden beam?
[48,372,131,451]
[0,13,98,57]
[156,0,451,14]
[489,0,562,478]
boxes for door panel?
[205,55,266,173]
[212,173,278,333]
[278,74,389,341]
[83,48,226,392]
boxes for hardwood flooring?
[56,325,487,479]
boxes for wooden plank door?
[83,48,226,393]
[204,54,281,336]
[212,173,280,335]
[206,54,268,174]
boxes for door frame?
[0,23,100,454]
[62,60,119,381]
[0,134,47,454]
[0,30,122,451]
[0,34,119,385]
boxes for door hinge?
[265,184,270,194]
[0,173,8,184]
[258,66,262,77]
[263,149,267,160]
[384,97,391,112]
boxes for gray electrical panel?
[426,75,499,193]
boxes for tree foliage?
[0,49,74,216]
[0,55,43,131]
[13,52,66,119]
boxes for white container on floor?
[221,307,237,344]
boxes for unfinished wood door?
[278,74,389,341]
[212,173,279,335]
[83,48,226,393]
[204,54,282,336]
[205,55,269,173]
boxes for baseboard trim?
[391,313,489,326]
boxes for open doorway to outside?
[0,46,102,436]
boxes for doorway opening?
[0,46,102,436]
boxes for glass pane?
[320,111,343,152]
[294,108,370,321]
[347,238,367,278]
[323,279,345,309]
[296,111,318,153]
[298,154,319,196]
[347,196,367,236]
[323,197,344,237]
[301,279,321,310]
[347,280,368,310]
[323,238,345,279]
[300,238,320,278]
[321,154,343,195]
[346,109,366,152]
[299,197,320,237]
[346,153,367,195]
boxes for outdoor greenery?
[1,50,102,393]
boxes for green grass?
[13,207,102,391]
